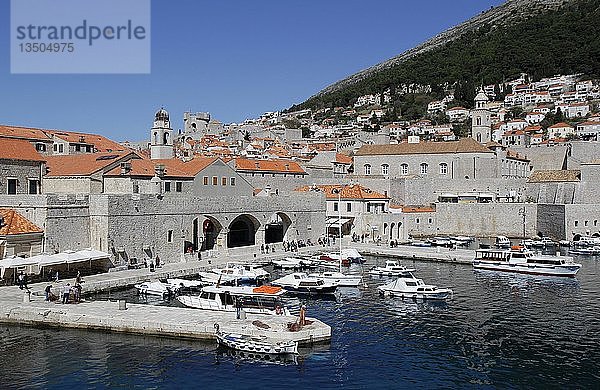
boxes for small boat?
[369,260,415,277]
[559,240,571,247]
[271,272,338,294]
[134,281,177,297]
[177,285,290,315]
[410,240,432,247]
[320,248,365,265]
[495,236,511,249]
[569,247,600,256]
[214,324,298,355]
[167,278,203,290]
[453,236,474,243]
[307,271,363,287]
[427,236,454,247]
[211,262,270,283]
[273,257,314,269]
[473,248,582,277]
[378,273,453,300]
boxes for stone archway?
[265,212,292,244]
[228,214,260,248]
[200,216,223,251]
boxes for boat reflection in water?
[215,346,299,366]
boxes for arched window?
[420,163,428,175]
[154,132,158,144]
[476,133,482,143]
[381,164,389,176]
[364,164,371,175]
[476,117,482,126]
[400,163,408,175]
[163,132,169,144]
[439,162,448,175]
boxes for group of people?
[43,271,83,304]
[282,240,309,252]
[317,236,336,247]
[260,243,275,254]
[143,255,161,272]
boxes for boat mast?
[333,187,343,272]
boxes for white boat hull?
[378,288,452,300]
[473,261,581,277]
[216,332,298,355]
[177,295,289,315]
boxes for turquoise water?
[1,256,599,389]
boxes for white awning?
[326,217,352,228]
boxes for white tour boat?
[134,281,177,297]
[307,271,363,287]
[378,273,453,300]
[473,248,582,277]
[214,324,298,355]
[271,272,338,294]
[177,285,290,315]
[369,260,416,277]
[211,262,270,283]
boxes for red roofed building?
[0,138,46,195]
[0,208,44,258]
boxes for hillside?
[291,0,600,111]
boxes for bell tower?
[470,88,492,144]
[150,108,174,160]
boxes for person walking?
[45,285,52,301]
[62,283,71,304]
[18,272,24,290]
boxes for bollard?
[118,299,127,310]
[23,290,31,303]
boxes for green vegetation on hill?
[291,0,600,112]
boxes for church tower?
[150,108,174,160]
[470,88,492,144]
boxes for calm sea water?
[1,255,599,389]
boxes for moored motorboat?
[378,273,453,300]
[214,324,298,355]
[177,285,290,315]
[273,257,314,269]
[210,262,270,283]
[320,248,365,265]
[134,281,177,296]
[271,272,338,294]
[495,236,511,248]
[369,260,415,277]
[473,248,581,277]
[307,271,363,287]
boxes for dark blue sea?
[1,255,600,389]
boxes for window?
[585,221,588,227]
[7,178,17,195]
[28,179,39,195]
[59,144,64,153]
[212,176,218,185]
[133,182,139,193]
[439,163,448,175]
[75,145,81,152]
[167,230,173,243]
[420,163,428,175]
[175,182,182,192]
[574,221,579,227]
[164,182,171,192]
[416,218,420,224]
[230,177,236,186]
[428,218,433,224]
[53,144,57,152]
[333,202,338,212]
[364,164,371,175]
[203,176,209,185]
[381,164,389,176]
[222,177,227,186]
[347,203,352,212]
[36,143,46,152]
[400,164,408,175]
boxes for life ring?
[275,305,283,315]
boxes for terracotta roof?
[355,138,493,156]
[45,130,127,152]
[548,122,573,129]
[295,184,388,200]
[527,170,580,183]
[0,138,45,162]
[45,152,134,177]
[506,149,530,162]
[235,158,306,174]
[0,209,43,235]
[402,206,436,213]
[307,143,336,152]
[104,158,193,178]
[335,153,353,164]
[523,125,542,132]
[0,125,53,141]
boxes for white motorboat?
[569,246,600,256]
[473,248,582,277]
[369,260,416,277]
[177,285,291,315]
[271,272,338,294]
[495,236,511,248]
[272,257,314,269]
[134,281,177,297]
[378,273,453,300]
[211,262,270,283]
[167,278,203,290]
[428,236,454,247]
[307,271,363,287]
[320,248,365,265]
[214,324,298,355]
[410,240,432,247]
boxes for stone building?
[0,208,44,258]
[470,89,493,144]
[0,138,45,195]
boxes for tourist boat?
[211,262,270,283]
[177,285,291,315]
[270,273,338,294]
[378,273,453,300]
[369,260,416,277]
[569,246,600,256]
[473,248,582,277]
[495,236,511,248]
[134,281,177,297]
[307,271,363,287]
[214,324,298,355]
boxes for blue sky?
[0,0,503,141]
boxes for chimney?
[79,135,85,143]
[154,164,166,177]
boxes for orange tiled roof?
[548,122,573,129]
[45,130,127,152]
[0,209,43,235]
[0,125,53,141]
[235,158,306,174]
[295,184,387,200]
[0,138,45,162]
[45,152,134,177]
[335,153,353,164]
[402,206,435,213]
[355,138,493,156]
[104,158,193,178]
[155,157,218,176]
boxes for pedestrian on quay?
[155,255,160,268]
[23,273,28,290]
[260,244,265,254]
[62,283,71,304]
[18,272,24,290]
[198,250,202,261]
[265,244,269,254]
[75,271,82,286]
[55,270,59,283]
[44,285,53,301]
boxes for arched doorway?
[201,217,222,251]
[265,213,292,244]
[228,215,259,248]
